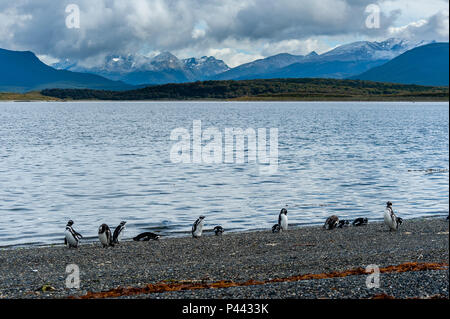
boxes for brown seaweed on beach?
[71,262,448,299]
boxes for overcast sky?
[0,0,448,67]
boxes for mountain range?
[53,52,230,85]
[0,48,133,93]
[0,38,448,93]
[51,38,431,85]
[213,38,432,81]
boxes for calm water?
[0,101,448,247]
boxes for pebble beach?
[0,218,448,299]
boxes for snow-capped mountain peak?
[321,38,432,61]
[182,56,230,79]
[51,38,437,85]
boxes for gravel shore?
[0,218,448,299]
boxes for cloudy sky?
[0,0,448,67]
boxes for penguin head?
[120,221,127,226]
[214,226,224,235]
[67,220,74,227]
[280,208,288,215]
[98,224,109,233]
[363,218,368,224]
[272,224,281,233]
[199,216,205,220]
[386,201,393,207]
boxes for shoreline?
[2,215,448,250]
[1,97,449,102]
[0,217,448,299]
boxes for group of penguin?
[324,201,405,231]
[272,201,404,233]
[190,215,224,239]
[63,215,224,248]
[63,201,411,248]
[64,220,130,248]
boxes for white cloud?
[0,0,448,68]
[387,10,449,41]
[379,0,448,26]
[206,48,264,68]
[0,8,31,45]
[36,54,59,65]
[192,20,208,39]
[192,28,206,39]
[261,39,331,57]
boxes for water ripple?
[0,101,448,247]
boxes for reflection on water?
[0,101,448,247]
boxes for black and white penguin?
[352,217,368,227]
[384,201,403,231]
[214,226,224,236]
[272,224,281,233]
[192,216,205,238]
[337,220,350,228]
[278,208,288,231]
[324,215,339,230]
[64,220,83,248]
[112,221,126,244]
[98,224,113,247]
[133,232,160,241]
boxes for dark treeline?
[41,78,449,101]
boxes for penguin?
[98,224,113,247]
[324,215,339,230]
[64,220,83,248]
[214,226,224,236]
[384,201,403,231]
[272,224,281,233]
[337,220,350,228]
[278,208,288,231]
[112,221,126,244]
[133,232,160,241]
[352,217,368,227]
[192,216,205,238]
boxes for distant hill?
[41,78,449,101]
[232,60,389,81]
[53,52,230,85]
[212,38,430,81]
[2,39,445,92]
[49,38,429,85]
[352,43,449,86]
[0,48,133,93]
[212,53,308,80]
